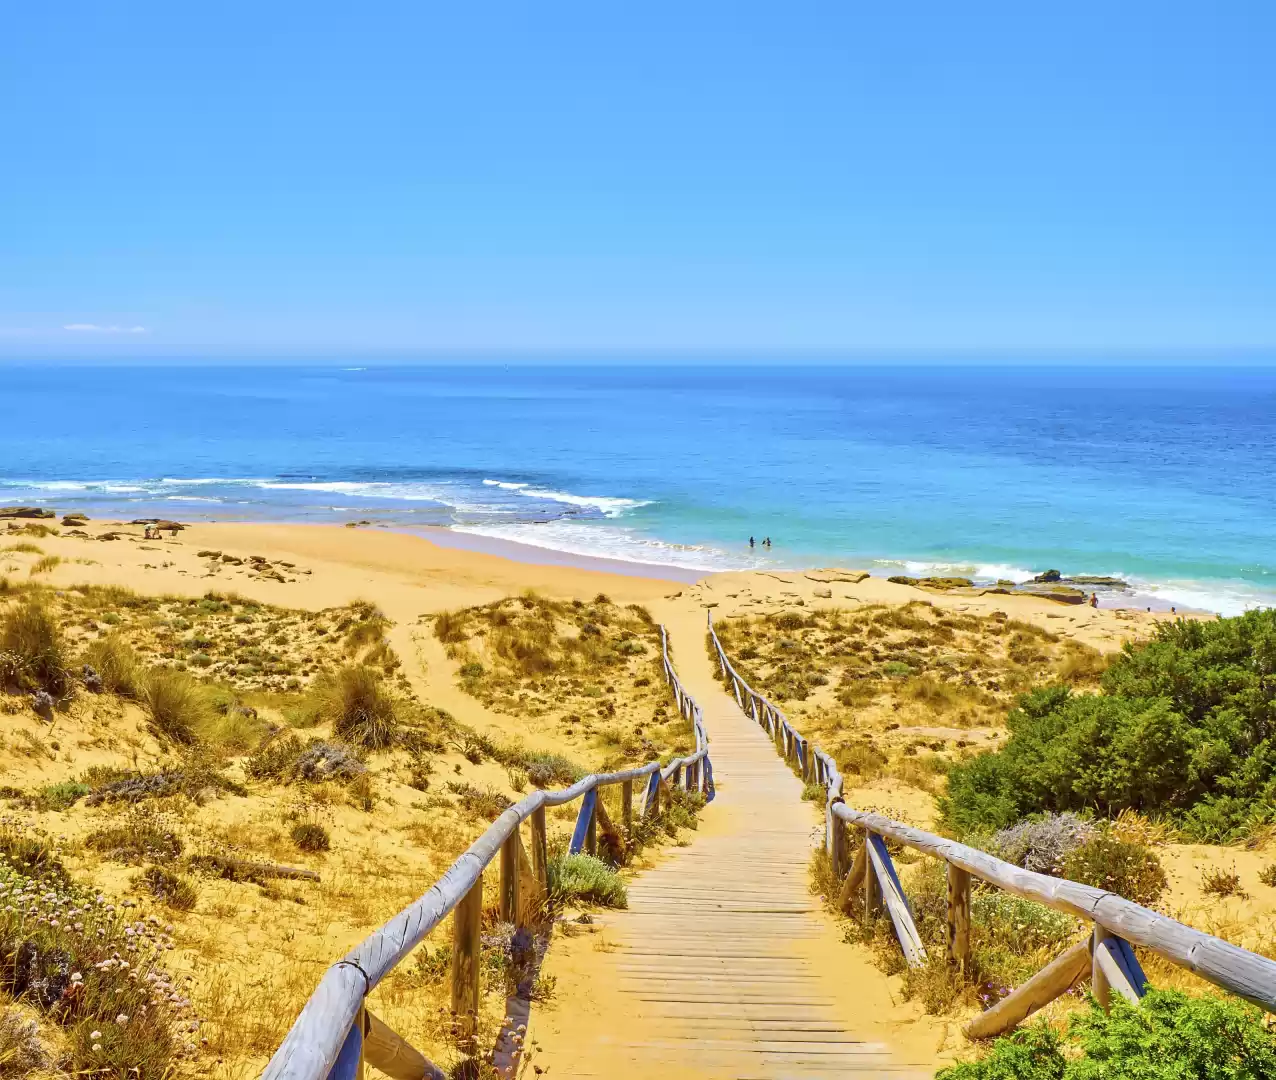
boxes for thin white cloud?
[63,323,149,334]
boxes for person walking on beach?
[1089,592,1098,608]
[749,536,755,549]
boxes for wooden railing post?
[863,832,881,921]
[586,799,598,856]
[531,805,548,898]
[946,863,971,974]
[451,878,482,1052]
[622,778,633,835]
[500,832,519,924]
[1092,924,1111,1011]
[829,804,848,877]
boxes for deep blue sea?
[3,363,1275,614]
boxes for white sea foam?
[482,479,528,490]
[453,521,750,573]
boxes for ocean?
[3,362,1275,614]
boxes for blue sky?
[1,2,1273,353]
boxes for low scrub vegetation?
[548,853,628,908]
[943,609,1276,842]
[940,990,1276,1080]
[433,594,688,765]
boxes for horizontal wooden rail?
[707,612,1276,1029]
[262,625,711,1080]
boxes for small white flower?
[90,1031,102,1040]
[71,972,82,982]
[115,1013,129,1024]
[92,1043,103,1053]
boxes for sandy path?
[526,608,948,1077]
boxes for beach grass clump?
[1200,865,1246,899]
[85,810,184,865]
[0,820,69,883]
[0,596,72,697]
[137,864,199,910]
[547,853,628,909]
[309,664,398,749]
[290,821,331,852]
[82,632,143,697]
[445,781,512,822]
[28,555,61,576]
[141,669,216,745]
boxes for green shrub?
[34,780,91,811]
[944,610,1276,838]
[547,853,628,908]
[1059,831,1168,908]
[290,822,331,852]
[0,597,71,696]
[943,990,1276,1080]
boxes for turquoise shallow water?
[2,362,1274,613]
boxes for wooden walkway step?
[525,612,941,1079]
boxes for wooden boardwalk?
[527,616,934,1078]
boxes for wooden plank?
[571,787,598,855]
[1094,933,1147,1006]
[593,789,625,864]
[865,834,926,967]
[964,938,1090,1040]
[642,770,661,817]
[947,863,971,973]
[327,1006,365,1080]
[622,778,633,836]
[863,835,881,921]
[363,1011,446,1080]
[1092,924,1112,1011]
[828,800,1276,1012]
[828,804,848,878]
[450,880,481,1050]
[530,805,548,896]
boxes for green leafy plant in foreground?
[940,989,1276,1080]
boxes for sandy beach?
[3,518,1174,653]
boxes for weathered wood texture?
[449,879,482,1049]
[261,625,711,1080]
[709,614,1276,1014]
[963,939,1092,1040]
[947,864,971,973]
[530,616,930,1078]
[363,1012,446,1080]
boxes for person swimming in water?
[749,536,755,548]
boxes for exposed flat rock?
[804,568,871,584]
[0,506,54,519]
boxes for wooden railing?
[262,625,711,1080]
[707,612,1276,1035]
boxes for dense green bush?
[943,610,1276,840]
[940,990,1276,1080]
